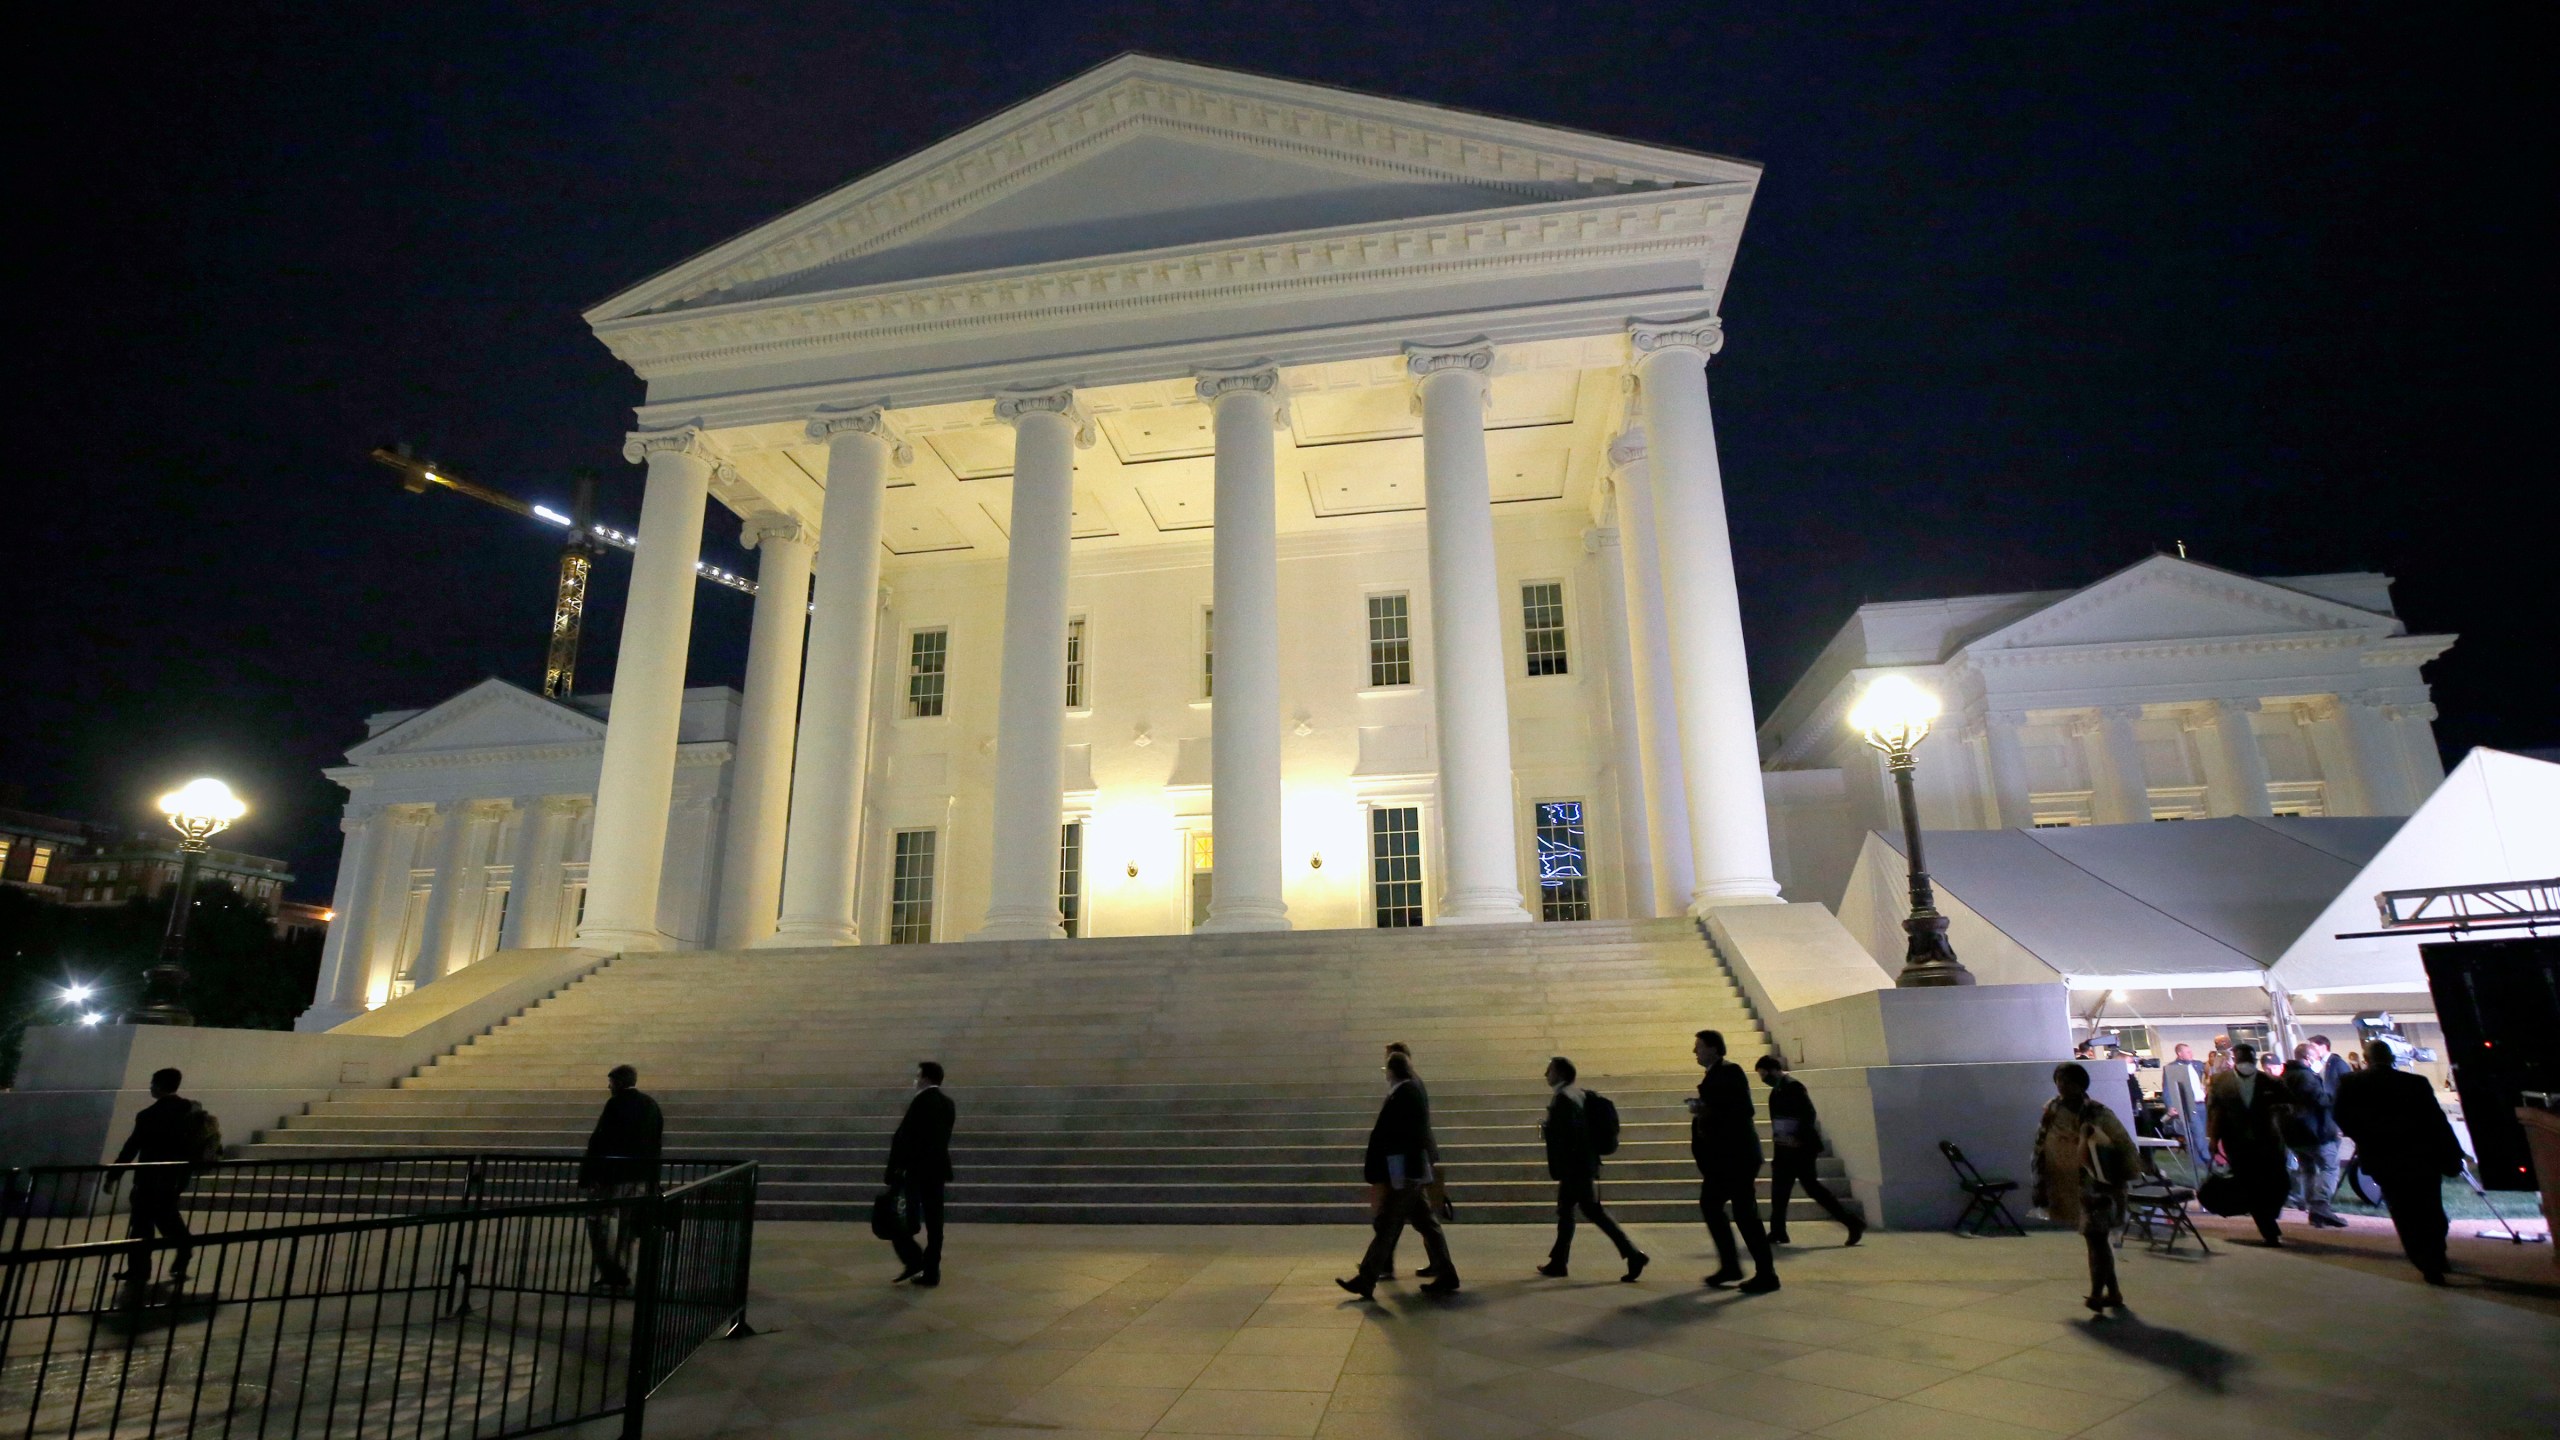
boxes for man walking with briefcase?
[884,1061,955,1286]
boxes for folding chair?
[2118,1177,2211,1255]
[1940,1141,2026,1236]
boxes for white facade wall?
[852,509,1630,941]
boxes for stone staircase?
[244,918,1856,1224]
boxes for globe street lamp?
[1849,677,1974,989]
[126,778,246,1026]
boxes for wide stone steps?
[241,919,1857,1225]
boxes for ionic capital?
[1628,313,1725,362]
[1403,339,1496,384]
[1606,427,1648,472]
[1193,365,1288,424]
[741,515,809,552]
[993,386,1096,447]
[622,425,721,467]
[806,404,913,465]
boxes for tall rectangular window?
[1534,800,1591,922]
[1064,617,1087,710]
[1059,822,1083,939]
[1522,582,1569,677]
[1189,831,1215,930]
[1367,594,1413,688]
[1201,607,1215,699]
[889,830,937,944]
[1370,807,1424,928]
[27,845,52,885]
[907,628,949,718]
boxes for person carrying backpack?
[1535,1056,1648,1282]
[1755,1053,1864,1246]
[105,1067,213,1287]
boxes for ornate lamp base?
[1895,913,1975,988]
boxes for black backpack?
[1583,1092,1622,1156]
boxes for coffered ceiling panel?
[880,492,973,554]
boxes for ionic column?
[770,408,904,946]
[296,808,382,1030]
[1606,429,1696,911]
[579,428,717,951]
[2094,705,2153,823]
[1196,366,1290,932]
[1404,342,1532,924]
[409,800,486,986]
[2211,698,2274,817]
[1983,709,2035,829]
[501,796,573,949]
[975,387,1086,940]
[1630,317,1780,905]
[2389,700,2447,802]
[2341,693,2413,814]
[712,515,814,948]
[1589,514,1658,919]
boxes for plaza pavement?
[609,1220,2560,1440]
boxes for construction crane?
[369,446,758,699]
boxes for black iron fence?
[0,1155,756,1439]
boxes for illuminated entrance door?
[1187,831,1214,930]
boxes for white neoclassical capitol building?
[296,58,2450,1028]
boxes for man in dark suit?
[1691,1030,1776,1293]
[1755,1053,1863,1246]
[1338,1052,1458,1298]
[2335,1040,2464,1283]
[2281,1043,2347,1228]
[105,1067,205,1287]
[887,1060,956,1286]
[1536,1056,1647,1281]
[2207,1042,2292,1245]
[579,1064,664,1292]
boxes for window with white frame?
[1064,616,1087,710]
[906,628,949,717]
[1369,807,1424,927]
[1059,822,1084,939]
[1533,800,1591,922]
[1201,606,1215,699]
[1521,581,1569,677]
[888,829,938,944]
[1366,594,1413,688]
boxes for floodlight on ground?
[78,1012,103,1027]
[60,983,92,1005]
[1849,676,1974,990]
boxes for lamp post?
[1850,677,1974,988]
[127,778,246,1026]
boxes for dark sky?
[12,2,2552,898]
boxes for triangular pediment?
[590,55,1758,321]
[1966,556,2399,653]
[346,679,606,762]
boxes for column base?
[1689,883,1784,913]
[1435,891,1534,925]
[972,912,1067,942]
[1196,903,1291,934]
[574,925,672,954]
[756,922,858,949]
[293,1005,367,1034]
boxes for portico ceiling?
[703,333,1636,565]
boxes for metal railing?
[0,1155,755,1439]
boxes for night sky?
[13,3,2551,899]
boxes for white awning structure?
[2268,748,2560,994]
[1837,747,2560,1000]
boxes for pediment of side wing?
[345,679,605,762]
[1968,556,2399,652]
[589,55,1757,320]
